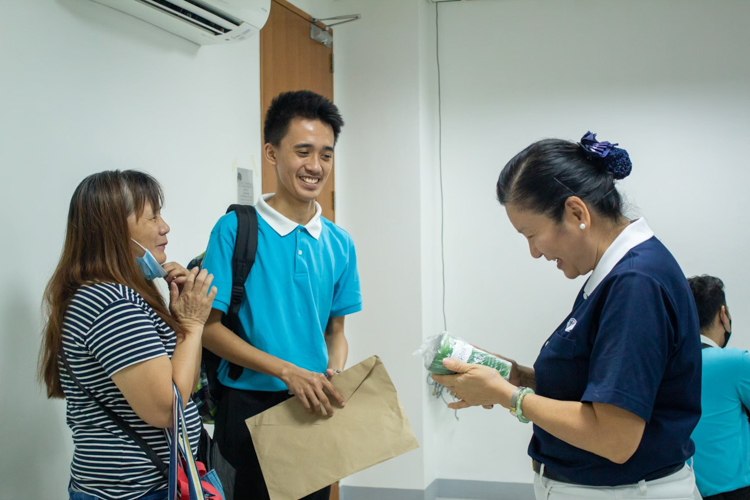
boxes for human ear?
[564,196,591,228]
[263,143,278,168]
[720,305,731,332]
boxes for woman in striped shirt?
[39,170,217,500]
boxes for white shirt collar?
[583,218,655,299]
[700,335,721,348]
[255,193,323,239]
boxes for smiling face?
[265,117,334,204]
[127,201,170,264]
[506,200,596,279]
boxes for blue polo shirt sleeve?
[330,235,362,317]
[581,272,671,422]
[201,212,238,314]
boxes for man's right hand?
[281,365,346,417]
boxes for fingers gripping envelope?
[246,356,420,500]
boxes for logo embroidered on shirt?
[565,318,577,332]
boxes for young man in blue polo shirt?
[689,275,750,500]
[201,90,362,500]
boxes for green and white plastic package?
[414,331,512,379]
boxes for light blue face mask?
[131,239,168,281]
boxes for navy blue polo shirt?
[529,219,702,486]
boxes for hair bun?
[605,148,632,180]
[579,131,632,180]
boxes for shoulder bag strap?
[60,346,169,478]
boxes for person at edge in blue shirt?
[200,90,362,500]
[688,275,750,500]
[433,133,703,500]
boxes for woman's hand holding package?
[169,267,217,333]
[432,358,515,410]
[471,344,532,389]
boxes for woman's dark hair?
[39,170,181,399]
[687,275,727,330]
[264,90,344,146]
[496,138,628,222]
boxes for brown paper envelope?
[246,356,420,500]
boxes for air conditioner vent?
[88,0,270,46]
[185,0,242,27]
[138,0,232,35]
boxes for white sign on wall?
[237,167,255,205]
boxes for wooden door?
[260,0,336,222]
[261,5,339,499]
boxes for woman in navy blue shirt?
[433,134,702,499]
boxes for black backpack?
[189,204,258,424]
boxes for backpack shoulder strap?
[224,204,258,380]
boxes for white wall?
[434,0,750,485]
[325,0,430,490]
[417,0,444,490]
[0,1,262,497]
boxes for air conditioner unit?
[89,0,271,45]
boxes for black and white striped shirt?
[60,282,201,500]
